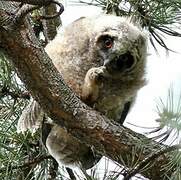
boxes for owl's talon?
[81,66,107,103]
[88,66,107,83]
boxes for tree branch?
[0,1,178,179]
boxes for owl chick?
[17,14,147,169]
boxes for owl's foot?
[87,66,106,84]
[81,66,107,104]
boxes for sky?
[59,2,181,179]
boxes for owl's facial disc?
[104,52,136,73]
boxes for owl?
[17,14,147,170]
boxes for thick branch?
[0,2,177,179]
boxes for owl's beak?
[103,59,115,73]
[103,59,110,67]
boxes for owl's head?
[51,14,147,83]
[90,15,147,80]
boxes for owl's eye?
[104,38,113,49]
[97,35,114,49]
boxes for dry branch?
[0,1,179,179]
[0,155,53,173]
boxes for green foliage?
[165,149,181,180]
[155,87,181,144]
[153,87,181,179]
[0,54,58,179]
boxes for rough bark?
[0,1,177,179]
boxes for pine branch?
[151,87,181,144]
[123,144,181,180]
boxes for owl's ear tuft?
[137,34,147,47]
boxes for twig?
[39,0,64,20]
[0,86,30,100]
[123,144,181,180]
[66,167,77,180]
[48,159,59,179]
[0,155,53,173]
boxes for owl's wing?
[17,99,44,133]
